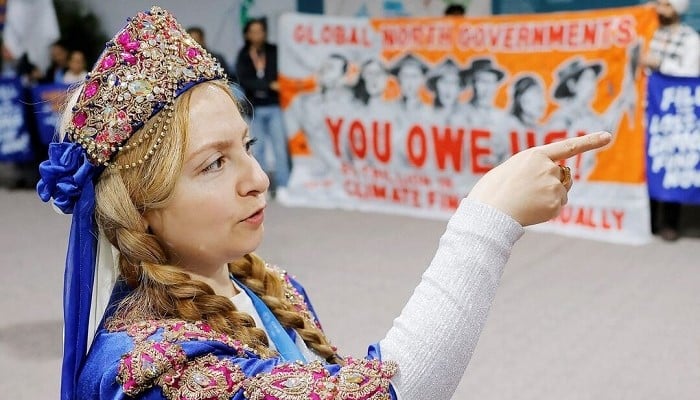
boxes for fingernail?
[598,131,612,140]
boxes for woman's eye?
[245,137,258,154]
[202,157,225,173]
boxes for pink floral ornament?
[72,112,87,128]
[99,54,117,71]
[83,81,99,99]
[186,47,200,61]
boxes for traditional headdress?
[668,0,689,15]
[35,7,226,400]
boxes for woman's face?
[436,68,461,107]
[572,68,598,102]
[68,51,86,74]
[397,62,424,99]
[145,84,269,270]
[362,61,388,97]
[245,22,266,47]
[519,84,545,121]
[319,57,345,88]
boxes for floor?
[1,187,698,399]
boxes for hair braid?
[230,254,343,365]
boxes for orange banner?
[278,6,657,244]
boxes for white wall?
[80,0,296,69]
[79,0,493,68]
[323,0,492,17]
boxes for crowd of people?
[0,1,696,226]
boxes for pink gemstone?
[122,52,137,65]
[84,81,99,99]
[117,30,133,47]
[100,54,117,70]
[73,112,87,128]
[96,131,109,143]
[186,47,200,59]
[124,41,140,52]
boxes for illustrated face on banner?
[572,68,598,103]
[436,67,461,107]
[319,56,346,88]
[520,84,546,122]
[473,70,500,105]
[362,60,388,97]
[397,61,425,99]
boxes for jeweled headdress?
[69,6,225,167]
[36,7,226,400]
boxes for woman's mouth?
[243,207,265,226]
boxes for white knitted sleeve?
[379,198,524,400]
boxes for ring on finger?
[559,165,572,187]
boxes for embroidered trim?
[159,354,246,400]
[336,358,397,400]
[106,318,255,357]
[274,268,325,332]
[117,340,187,396]
[243,358,397,400]
[243,361,330,400]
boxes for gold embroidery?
[107,318,259,357]
[243,361,329,400]
[116,340,187,396]
[159,354,246,400]
[273,267,332,343]
[243,359,397,400]
[335,359,397,400]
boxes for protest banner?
[278,5,658,244]
[646,72,700,205]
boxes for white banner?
[278,10,655,245]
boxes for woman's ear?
[142,210,159,235]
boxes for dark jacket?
[235,43,279,107]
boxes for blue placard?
[0,78,32,162]
[645,72,700,205]
[32,83,70,145]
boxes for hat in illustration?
[552,57,602,99]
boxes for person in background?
[235,17,290,195]
[41,39,69,83]
[642,0,700,241]
[186,26,235,79]
[444,4,466,16]
[62,50,88,84]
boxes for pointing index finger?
[538,131,613,161]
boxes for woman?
[235,17,290,193]
[37,7,609,400]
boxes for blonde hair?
[85,80,341,363]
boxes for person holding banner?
[642,0,699,241]
[643,0,699,78]
[36,7,613,400]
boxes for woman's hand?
[467,131,613,226]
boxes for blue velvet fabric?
[37,142,100,400]
[77,275,397,399]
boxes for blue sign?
[0,78,32,162]
[32,83,70,145]
[645,72,700,205]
